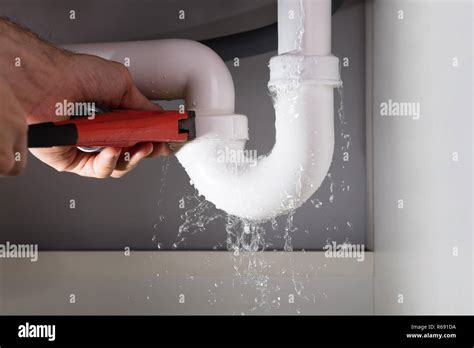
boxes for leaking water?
[149,82,354,313]
[150,2,356,312]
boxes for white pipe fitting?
[67,0,340,221]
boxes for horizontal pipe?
[65,39,235,116]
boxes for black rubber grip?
[28,123,78,148]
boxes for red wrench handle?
[28,110,195,148]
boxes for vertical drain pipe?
[278,0,332,56]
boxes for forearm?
[0,18,74,120]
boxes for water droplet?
[243,224,251,234]
[271,218,278,230]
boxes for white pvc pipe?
[67,0,340,221]
[177,82,336,220]
[66,40,235,116]
[278,0,332,55]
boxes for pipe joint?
[268,54,341,87]
[195,114,248,141]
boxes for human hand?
[0,77,27,176]
[28,53,172,178]
[0,18,171,178]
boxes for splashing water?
[311,198,323,208]
[149,84,355,313]
[173,192,224,249]
[149,32,356,313]
[155,158,170,209]
[283,212,297,252]
[293,0,306,53]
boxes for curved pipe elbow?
[176,83,336,221]
[65,39,235,115]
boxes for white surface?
[370,0,473,314]
[0,251,374,315]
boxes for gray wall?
[0,0,367,251]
